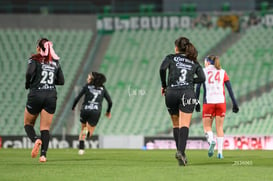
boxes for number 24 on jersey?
[207,71,220,84]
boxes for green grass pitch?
[0,149,272,181]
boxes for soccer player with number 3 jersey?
[24,38,65,162]
[160,37,205,166]
[195,55,239,159]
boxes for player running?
[24,38,64,162]
[160,37,205,166]
[72,72,112,155]
[195,55,239,159]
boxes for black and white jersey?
[25,59,64,91]
[72,84,112,113]
[160,54,205,90]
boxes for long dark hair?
[88,72,106,88]
[174,37,198,63]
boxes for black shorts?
[165,88,197,115]
[80,110,101,127]
[26,90,57,115]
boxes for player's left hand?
[232,104,239,113]
[25,82,29,89]
[161,87,166,96]
[195,103,201,112]
[105,112,111,119]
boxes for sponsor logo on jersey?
[42,64,55,71]
[88,86,103,95]
[174,56,194,65]
[84,103,99,110]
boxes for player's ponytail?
[175,37,198,63]
[175,37,189,53]
[207,55,221,70]
[214,56,221,70]
[185,42,198,63]
[39,38,51,63]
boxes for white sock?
[217,137,224,154]
[205,131,213,145]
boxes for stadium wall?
[0,14,96,29]
[1,135,273,150]
[163,0,256,12]
[97,13,273,33]
[1,0,270,14]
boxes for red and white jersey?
[203,65,229,104]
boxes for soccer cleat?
[184,155,188,164]
[217,153,224,159]
[176,152,188,164]
[175,151,187,166]
[175,151,179,159]
[175,151,180,164]
[31,139,42,158]
[208,141,216,157]
[181,154,188,166]
[39,156,47,163]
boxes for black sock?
[79,140,85,150]
[173,128,179,150]
[24,125,38,142]
[86,131,90,138]
[178,127,189,156]
[40,130,50,157]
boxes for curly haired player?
[72,72,112,155]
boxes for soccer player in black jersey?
[160,37,205,166]
[24,38,64,162]
[72,72,112,155]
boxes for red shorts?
[202,103,226,118]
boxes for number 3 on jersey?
[208,71,220,84]
[179,69,187,82]
[41,70,54,85]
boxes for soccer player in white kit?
[195,55,239,159]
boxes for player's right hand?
[232,104,239,113]
[161,87,166,96]
[105,112,111,119]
